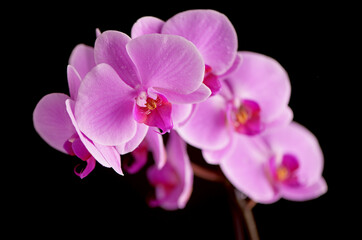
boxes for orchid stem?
[190,162,259,240]
[226,182,260,240]
[191,162,225,182]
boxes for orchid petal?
[75,63,137,146]
[202,133,236,165]
[225,51,291,122]
[116,123,149,155]
[162,9,238,75]
[68,44,95,79]
[67,65,82,100]
[93,142,123,175]
[126,34,204,94]
[220,134,279,203]
[127,141,149,174]
[177,95,230,150]
[71,137,91,161]
[33,93,75,154]
[171,103,193,129]
[280,178,327,201]
[94,30,140,88]
[66,99,123,176]
[265,106,293,129]
[218,53,242,78]
[131,16,165,38]
[153,83,211,104]
[264,122,324,186]
[145,127,167,169]
[95,28,102,38]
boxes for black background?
[8,2,358,239]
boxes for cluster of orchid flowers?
[33,9,327,210]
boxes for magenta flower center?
[268,153,300,186]
[134,91,173,133]
[203,65,221,96]
[63,134,92,161]
[228,99,264,136]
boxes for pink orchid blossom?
[33,46,122,178]
[74,32,208,147]
[177,51,292,164]
[220,122,327,203]
[147,131,193,210]
[131,9,239,95]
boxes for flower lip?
[228,99,264,136]
[268,153,300,186]
[203,65,221,96]
[134,91,173,134]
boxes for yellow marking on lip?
[276,166,289,181]
[236,106,249,124]
[145,98,158,110]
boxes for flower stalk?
[191,162,259,240]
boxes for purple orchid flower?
[131,9,239,96]
[74,31,208,147]
[220,122,327,203]
[147,131,193,210]
[33,45,122,178]
[177,51,293,164]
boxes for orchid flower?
[33,45,122,178]
[147,131,193,210]
[131,9,239,95]
[74,32,208,148]
[177,51,292,164]
[220,122,327,203]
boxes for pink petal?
[67,65,82,100]
[203,70,221,96]
[145,127,167,169]
[265,106,294,129]
[93,142,123,175]
[171,103,193,129]
[153,83,211,104]
[280,178,327,201]
[95,28,102,38]
[202,133,237,165]
[263,122,324,186]
[71,137,91,161]
[94,30,140,88]
[177,95,230,151]
[75,63,137,146]
[33,93,76,154]
[220,135,279,203]
[131,16,165,38]
[127,141,149,174]
[116,123,149,155]
[218,53,242,78]
[225,51,291,123]
[66,99,123,176]
[126,34,204,94]
[162,9,238,75]
[68,44,95,79]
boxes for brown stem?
[191,162,225,182]
[226,182,260,240]
[190,162,259,240]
